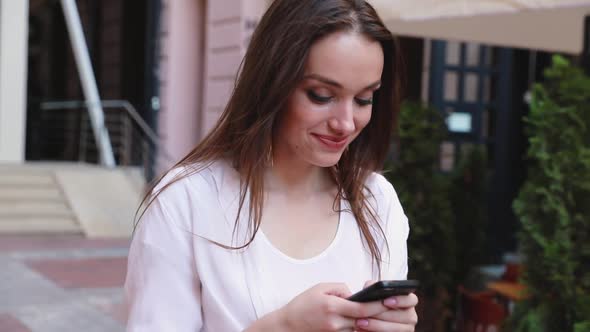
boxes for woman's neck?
[265,151,333,197]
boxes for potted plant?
[510,55,590,332]
[385,101,455,332]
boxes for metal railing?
[40,100,176,180]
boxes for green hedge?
[510,56,590,332]
[385,102,491,331]
[385,102,456,296]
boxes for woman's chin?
[311,153,343,168]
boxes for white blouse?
[124,160,409,331]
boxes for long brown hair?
[136,0,404,273]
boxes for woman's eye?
[307,90,333,104]
[355,97,373,106]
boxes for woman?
[125,0,418,331]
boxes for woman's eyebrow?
[303,74,381,90]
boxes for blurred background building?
[2,0,586,256]
[21,0,269,168]
[0,0,273,238]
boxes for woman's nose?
[328,99,355,135]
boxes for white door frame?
[0,0,29,163]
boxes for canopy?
[369,0,590,53]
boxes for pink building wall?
[158,0,268,166]
[158,0,206,165]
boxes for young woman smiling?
[125,1,418,331]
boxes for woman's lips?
[312,134,349,150]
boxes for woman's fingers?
[355,317,416,332]
[367,307,418,325]
[331,296,390,319]
[383,293,419,309]
[354,292,419,331]
[313,283,390,330]
[342,288,418,332]
[320,282,354,298]
[314,284,418,330]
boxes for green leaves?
[510,55,590,332]
[384,102,489,306]
[574,322,590,332]
[385,102,455,296]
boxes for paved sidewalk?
[0,235,129,332]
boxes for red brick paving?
[26,257,128,289]
[0,235,129,252]
[0,314,31,332]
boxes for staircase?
[0,163,144,237]
[9,100,164,237]
[0,164,81,234]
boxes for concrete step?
[0,173,54,186]
[0,187,63,201]
[0,163,142,237]
[0,216,81,234]
[0,201,74,217]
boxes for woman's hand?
[282,283,392,331]
[354,281,419,332]
[247,282,391,332]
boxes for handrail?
[61,0,115,167]
[40,100,176,166]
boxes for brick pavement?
[0,235,129,332]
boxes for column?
[0,0,29,162]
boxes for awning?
[369,0,590,54]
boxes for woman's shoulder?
[364,171,398,202]
[154,164,210,199]
[142,159,240,242]
[364,171,406,225]
[151,159,236,209]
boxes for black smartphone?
[347,280,419,303]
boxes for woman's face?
[275,31,384,168]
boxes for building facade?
[0,0,571,259]
[0,0,270,165]
[157,0,269,162]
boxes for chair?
[456,285,508,332]
[500,263,522,282]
